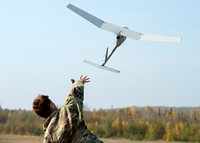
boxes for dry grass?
[0,134,185,143]
[0,134,43,143]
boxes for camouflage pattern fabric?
[43,79,104,143]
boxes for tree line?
[0,105,200,142]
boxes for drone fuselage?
[116,34,127,48]
[102,34,127,66]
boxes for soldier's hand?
[80,75,90,84]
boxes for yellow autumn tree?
[112,117,122,137]
[164,121,175,141]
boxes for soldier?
[32,75,104,143]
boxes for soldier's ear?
[71,79,75,84]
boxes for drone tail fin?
[102,47,109,64]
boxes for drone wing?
[67,3,181,43]
[67,4,141,40]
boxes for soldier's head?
[32,95,57,119]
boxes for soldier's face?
[49,100,57,112]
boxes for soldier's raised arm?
[65,75,90,132]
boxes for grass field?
[0,134,186,143]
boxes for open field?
[0,134,187,143]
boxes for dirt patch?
[0,134,185,143]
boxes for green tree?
[145,122,165,140]
[104,120,113,137]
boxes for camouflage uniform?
[43,79,104,143]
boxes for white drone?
[67,3,181,73]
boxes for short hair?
[32,95,52,119]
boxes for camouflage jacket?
[43,79,104,143]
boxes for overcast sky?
[0,0,200,110]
